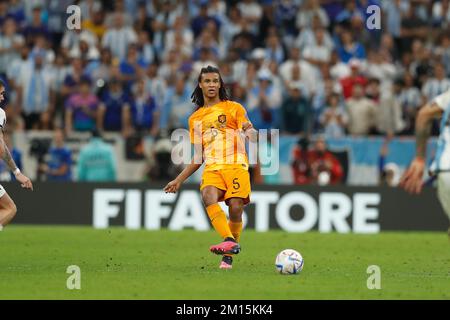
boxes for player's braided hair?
[191,65,230,107]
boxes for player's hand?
[15,173,33,191]
[399,157,425,194]
[164,179,180,193]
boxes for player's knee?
[228,198,244,219]
[9,202,17,218]
[201,191,216,207]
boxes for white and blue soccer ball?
[275,249,304,275]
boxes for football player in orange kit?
[164,66,257,269]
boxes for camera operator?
[309,136,344,185]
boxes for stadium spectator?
[129,77,159,136]
[346,83,377,135]
[39,128,72,181]
[281,81,311,135]
[0,18,24,79]
[421,63,450,104]
[336,29,366,63]
[220,5,243,51]
[65,76,99,133]
[101,12,137,60]
[309,136,344,185]
[237,0,262,34]
[302,27,333,68]
[436,33,450,76]
[160,76,192,132]
[296,0,329,30]
[264,33,284,66]
[144,63,167,113]
[81,1,107,42]
[191,2,221,39]
[61,27,97,60]
[295,13,333,52]
[279,47,318,97]
[97,78,130,134]
[335,0,365,24]
[136,30,156,67]
[319,93,348,138]
[16,50,54,130]
[340,58,368,99]
[61,57,88,99]
[85,47,113,95]
[376,83,405,136]
[22,4,49,48]
[329,49,351,80]
[400,3,428,53]
[247,68,282,130]
[398,73,422,135]
[133,1,153,38]
[68,32,100,62]
[77,129,117,182]
[364,49,398,94]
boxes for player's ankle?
[224,237,235,242]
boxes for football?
[275,249,304,275]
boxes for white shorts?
[437,172,450,221]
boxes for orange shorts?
[200,168,251,206]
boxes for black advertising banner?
[4,182,448,232]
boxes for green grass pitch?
[0,226,449,299]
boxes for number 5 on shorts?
[233,178,240,190]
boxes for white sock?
[0,224,3,231]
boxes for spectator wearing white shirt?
[303,27,332,68]
[61,28,97,60]
[102,13,138,61]
[295,14,333,52]
[364,49,398,95]
[164,16,194,58]
[432,0,450,29]
[296,0,329,30]
[279,47,320,97]
[237,0,263,34]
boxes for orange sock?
[228,221,243,243]
[206,204,233,240]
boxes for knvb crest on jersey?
[218,114,226,124]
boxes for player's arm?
[242,122,258,143]
[0,132,33,190]
[163,144,203,193]
[400,102,443,194]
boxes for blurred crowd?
[0,0,449,183]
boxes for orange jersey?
[189,100,252,171]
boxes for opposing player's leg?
[0,187,17,231]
